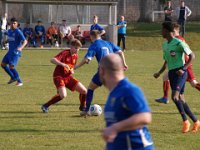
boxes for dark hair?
[90,30,100,38]
[172,22,180,30]
[162,22,174,32]
[10,17,17,22]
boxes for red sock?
[44,94,62,107]
[79,94,86,108]
[195,83,200,91]
[163,80,170,98]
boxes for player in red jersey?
[41,39,87,113]
[155,23,200,104]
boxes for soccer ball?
[89,104,102,116]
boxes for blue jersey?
[7,28,26,56]
[104,78,154,150]
[117,21,127,34]
[35,25,45,35]
[90,24,104,32]
[23,27,33,36]
[85,39,121,64]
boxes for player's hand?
[69,68,74,74]
[101,126,117,142]
[153,72,160,78]
[17,47,22,51]
[176,69,185,76]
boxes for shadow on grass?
[0,128,99,133]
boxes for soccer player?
[117,16,127,51]
[35,20,45,48]
[100,54,154,150]
[41,39,87,113]
[23,22,36,47]
[155,23,200,104]
[1,17,27,86]
[90,15,106,37]
[154,22,200,133]
[74,30,128,116]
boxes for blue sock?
[183,102,197,122]
[10,68,22,83]
[174,99,187,121]
[2,66,15,79]
[86,89,94,111]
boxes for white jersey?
[1,17,7,30]
[59,25,71,36]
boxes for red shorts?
[187,66,196,82]
[53,76,79,91]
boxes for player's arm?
[74,57,90,70]
[100,29,105,36]
[116,51,128,70]
[51,57,70,70]
[102,112,152,142]
[153,61,167,78]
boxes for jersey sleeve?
[179,41,192,56]
[18,29,26,41]
[123,87,151,114]
[109,42,121,53]
[84,45,96,60]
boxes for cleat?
[192,120,200,133]
[80,110,90,117]
[155,97,169,104]
[7,79,17,84]
[79,105,86,111]
[182,120,190,133]
[41,105,48,113]
[16,82,23,86]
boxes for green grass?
[0,22,200,150]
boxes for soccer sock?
[163,80,170,98]
[2,66,15,79]
[10,68,22,83]
[182,101,197,123]
[174,99,187,121]
[43,94,62,108]
[195,83,200,91]
[85,89,94,111]
[79,94,86,107]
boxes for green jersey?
[162,38,192,70]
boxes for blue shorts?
[2,53,20,66]
[92,70,102,86]
[168,68,187,94]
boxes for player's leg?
[42,86,66,113]
[169,69,189,133]
[9,64,23,86]
[1,61,15,83]
[74,82,87,111]
[117,34,121,47]
[155,72,169,104]
[179,93,200,132]
[122,34,126,51]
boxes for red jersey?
[53,50,78,78]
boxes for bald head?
[100,54,123,73]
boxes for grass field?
[0,22,200,150]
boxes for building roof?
[2,0,119,5]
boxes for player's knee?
[80,88,87,95]
[60,93,67,99]
[190,81,196,88]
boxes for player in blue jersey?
[23,22,36,47]
[100,54,154,150]
[1,18,27,86]
[117,16,127,51]
[74,30,128,116]
[90,15,106,37]
[35,20,45,48]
